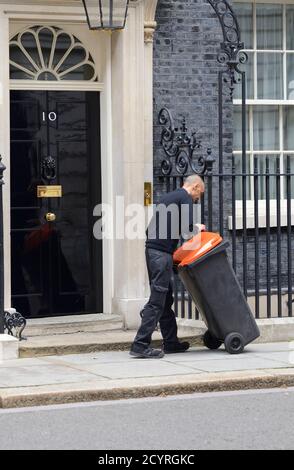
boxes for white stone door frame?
[109,0,164,329]
[0,3,113,314]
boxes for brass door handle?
[45,212,56,222]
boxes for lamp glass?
[83,0,129,30]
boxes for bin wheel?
[224,333,245,354]
[203,330,222,350]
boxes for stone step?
[24,314,124,337]
[18,314,205,358]
[19,328,204,358]
[17,315,294,359]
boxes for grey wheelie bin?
[173,232,260,354]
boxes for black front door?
[10,90,103,318]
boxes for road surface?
[0,388,294,450]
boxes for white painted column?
[111,1,147,328]
[99,33,114,315]
[143,19,156,299]
[0,10,11,309]
[144,21,156,184]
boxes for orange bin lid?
[173,232,223,267]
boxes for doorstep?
[19,314,204,358]
[17,314,294,358]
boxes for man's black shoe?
[163,341,190,354]
[130,347,164,359]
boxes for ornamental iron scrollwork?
[4,309,27,341]
[207,0,242,46]
[219,48,248,100]
[207,0,248,99]
[159,107,215,176]
[159,0,246,177]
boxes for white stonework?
[0,334,19,361]
[110,1,148,328]
[0,9,10,309]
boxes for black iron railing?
[157,155,294,319]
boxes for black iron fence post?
[0,155,6,334]
[205,148,215,232]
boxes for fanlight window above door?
[9,26,97,81]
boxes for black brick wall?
[153,0,227,203]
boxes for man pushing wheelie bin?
[130,175,260,359]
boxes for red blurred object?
[24,223,54,253]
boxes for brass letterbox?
[37,185,62,198]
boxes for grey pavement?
[2,342,294,384]
[1,388,294,449]
[1,342,294,408]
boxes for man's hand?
[195,224,206,233]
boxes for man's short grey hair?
[183,175,204,186]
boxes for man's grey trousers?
[132,248,178,350]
